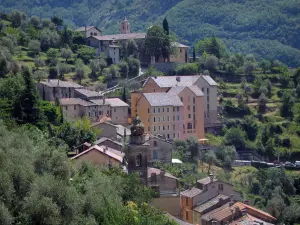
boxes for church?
[85,18,189,65]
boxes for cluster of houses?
[34,17,275,225]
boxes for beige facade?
[76,26,102,38]
[92,122,118,139]
[151,196,181,218]
[145,136,173,163]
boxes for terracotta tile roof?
[40,79,83,88]
[193,194,230,213]
[180,187,203,198]
[90,32,146,41]
[234,202,276,221]
[75,89,103,98]
[230,214,275,225]
[71,145,124,162]
[201,202,232,221]
[59,98,96,106]
[143,93,183,107]
[147,167,179,180]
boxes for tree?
[47,48,59,65]
[28,40,41,56]
[126,39,138,58]
[13,68,43,126]
[61,26,73,46]
[279,68,291,88]
[204,55,218,71]
[33,70,48,82]
[129,80,141,91]
[192,47,196,62]
[119,61,129,79]
[195,37,227,58]
[51,16,63,27]
[40,29,61,51]
[143,25,170,61]
[186,136,201,158]
[77,46,95,64]
[215,145,237,169]
[60,48,72,63]
[243,84,252,102]
[241,116,258,141]
[224,127,247,150]
[109,65,119,79]
[280,91,295,119]
[74,59,85,84]
[121,87,127,103]
[205,151,217,174]
[162,17,169,35]
[29,16,41,28]
[56,63,71,80]
[0,202,13,225]
[260,60,271,74]
[176,63,198,75]
[258,93,268,114]
[127,57,140,77]
[10,60,21,75]
[11,10,26,27]
[243,61,256,75]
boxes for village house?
[71,144,126,169]
[37,79,84,101]
[91,121,131,141]
[140,75,220,133]
[75,26,102,38]
[59,97,129,124]
[147,167,179,194]
[131,82,205,140]
[74,88,103,101]
[145,135,173,164]
[95,137,123,151]
[180,175,242,224]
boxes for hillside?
[1,0,300,66]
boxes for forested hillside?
[1,0,300,66]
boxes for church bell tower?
[120,17,130,34]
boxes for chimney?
[104,146,108,152]
[83,142,91,151]
[241,208,248,216]
[176,76,181,82]
[160,169,166,177]
[209,173,214,183]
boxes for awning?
[172,158,182,164]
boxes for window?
[163,126,165,130]
[162,117,164,122]
[168,125,170,130]
[135,154,142,167]
[148,117,150,122]
[207,95,209,101]
[153,108,156,113]
[167,116,169,121]
[188,96,190,102]
[65,106,68,111]
[159,126,161,131]
[163,108,164,112]
[158,108,160,113]
[193,97,196,104]
[202,87,204,93]
[218,184,224,191]
[94,112,97,116]
[180,97,183,102]
[178,133,179,138]
[167,134,170,139]
[153,150,158,160]
[167,108,169,112]
[74,105,76,110]
[180,48,182,53]
[177,107,179,112]
[173,107,176,112]
[207,104,210,112]
[154,117,156,122]
[148,127,150,132]
[173,133,175,138]
[158,117,161,122]
[88,112,91,117]
[183,124,185,129]
[153,141,157,147]
[90,32,93,36]
[173,125,175,130]
[188,114,191,119]
[173,116,175,121]
[193,106,196,112]
[207,88,210,94]
[185,211,189,221]
[114,108,116,112]
[154,126,156,131]
[188,105,190,110]
[193,114,196,120]
[177,115,180,120]
[187,123,192,129]
[94,32,97,36]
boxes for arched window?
[135,154,142,167]
[187,123,192,129]
[94,32,97,36]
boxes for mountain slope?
[1,0,300,65]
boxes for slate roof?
[229,214,274,225]
[201,202,231,221]
[143,93,183,107]
[197,176,218,185]
[75,89,103,98]
[180,187,203,198]
[90,32,146,41]
[234,202,276,221]
[40,79,83,88]
[147,76,200,88]
[167,86,185,95]
[171,42,189,48]
[95,137,124,147]
[59,98,96,106]
[71,145,124,162]
[193,194,230,213]
[76,26,101,32]
[90,98,129,107]
[188,85,204,96]
[202,75,218,86]
[147,167,179,180]
[115,124,131,137]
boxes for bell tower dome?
[120,17,130,34]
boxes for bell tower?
[123,117,149,183]
[120,17,130,34]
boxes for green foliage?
[176,63,198,75]
[127,57,140,78]
[224,126,247,150]
[119,61,129,79]
[215,145,237,169]
[76,46,95,64]
[40,28,60,51]
[195,37,227,58]
[28,40,41,55]
[163,17,169,35]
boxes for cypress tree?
[13,68,43,125]
[122,87,127,103]
[193,47,196,62]
[210,35,221,58]
[163,17,169,35]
